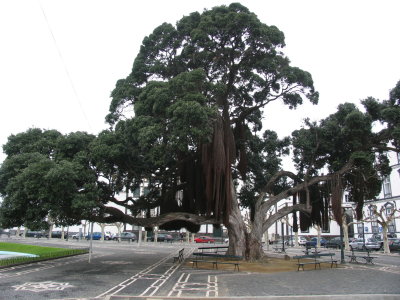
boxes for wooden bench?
[346,250,377,264]
[173,248,184,263]
[293,253,337,271]
[197,246,229,254]
[191,252,242,271]
[273,246,286,253]
[317,253,338,268]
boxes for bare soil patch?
[185,256,340,273]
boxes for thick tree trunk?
[225,185,264,260]
[382,225,390,254]
[226,200,247,257]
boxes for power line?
[38,0,92,131]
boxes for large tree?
[103,3,399,259]
[105,3,318,258]
[1,4,399,260]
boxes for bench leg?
[297,264,304,271]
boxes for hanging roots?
[331,173,343,226]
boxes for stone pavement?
[0,238,399,300]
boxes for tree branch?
[90,205,221,227]
[262,203,311,232]
[260,159,354,214]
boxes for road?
[0,237,399,299]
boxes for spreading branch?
[90,205,221,228]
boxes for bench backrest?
[293,253,335,260]
[193,252,242,260]
[293,255,316,260]
[198,246,228,249]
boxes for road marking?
[95,248,195,298]
[168,273,218,297]
[0,253,106,279]
[12,281,74,292]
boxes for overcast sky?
[1,0,399,164]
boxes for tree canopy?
[105,2,318,228]
[0,3,399,259]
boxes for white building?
[268,151,400,241]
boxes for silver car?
[349,238,381,251]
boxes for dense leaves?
[0,129,99,229]
[106,3,317,225]
[0,3,399,250]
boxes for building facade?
[268,151,400,241]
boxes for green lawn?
[0,242,88,267]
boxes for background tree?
[0,129,99,230]
[365,203,399,254]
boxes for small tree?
[367,203,399,253]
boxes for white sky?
[1,0,400,164]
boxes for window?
[322,224,330,233]
[344,194,349,202]
[357,223,364,237]
[132,188,140,198]
[384,203,397,233]
[382,176,392,198]
[369,206,379,234]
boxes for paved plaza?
[0,237,399,300]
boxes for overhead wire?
[38,0,92,131]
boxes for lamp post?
[362,221,366,249]
[339,221,345,263]
[281,221,285,252]
[290,226,293,247]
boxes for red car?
[194,236,215,243]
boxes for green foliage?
[0,128,100,229]
[105,3,317,225]
[291,82,400,221]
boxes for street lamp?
[281,221,285,252]
[362,221,366,249]
[339,220,345,264]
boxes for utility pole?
[281,221,285,252]
[339,222,345,263]
[88,222,94,263]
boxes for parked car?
[285,236,308,246]
[349,238,381,251]
[21,231,46,238]
[326,237,344,249]
[298,236,308,246]
[372,234,397,248]
[113,232,136,242]
[50,231,67,239]
[194,236,215,243]
[86,232,103,240]
[389,238,400,251]
[305,237,327,247]
[72,233,83,240]
[104,231,113,240]
[371,234,384,248]
[148,233,173,242]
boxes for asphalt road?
[0,237,399,300]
